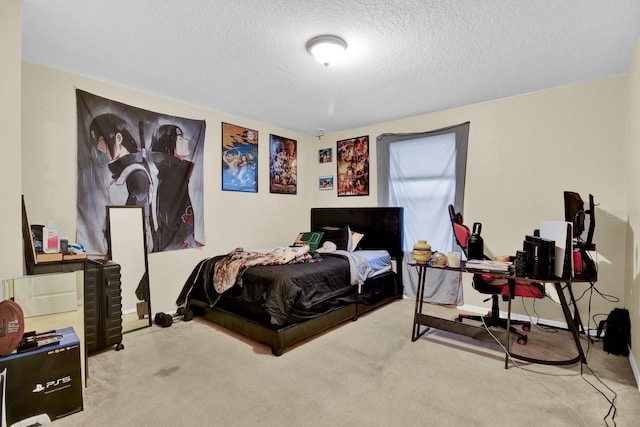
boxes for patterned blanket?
[213,246,311,293]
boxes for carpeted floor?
[55,299,639,426]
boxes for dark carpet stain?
[154,366,180,377]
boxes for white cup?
[447,252,461,268]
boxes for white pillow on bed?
[349,231,365,252]
[316,241,337,253]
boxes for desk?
[27,257,87,276]
[411,262,591,368]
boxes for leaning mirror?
[106,206,152,333]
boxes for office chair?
[448,205,544,345]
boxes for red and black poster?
[337,135,369,196]
[269,134,297,194]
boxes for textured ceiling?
[21,0,640,136]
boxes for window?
[377,122,469,302]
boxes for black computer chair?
[448,204,544,344]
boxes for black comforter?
[177,253,353,325]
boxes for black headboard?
[310,207,404,263]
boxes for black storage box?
[0,326,83,425]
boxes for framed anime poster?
[337,135,369,196]
[319,148,332,163]
[319,176,333,190]
[222,122,258,193]
[269,134,297,194]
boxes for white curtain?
[377,123,469,303]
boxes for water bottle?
[467,222,484,260]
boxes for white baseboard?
[407,298,640,389]
[461,303,640,390]
[629,351,640,392]
[459,304,593,334]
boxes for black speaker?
[524,235,555,279]
[515,250,527,277]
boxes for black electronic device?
[16,331,62,353]
[585,193,596,249]
[564,191,584,239]
[564,191,596,250]
[524,235,555,279]
[522,239,538,278]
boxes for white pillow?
[349,231,365,252]
[316,241,337,253]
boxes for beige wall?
[0,0,23,281]
[21,64,629,327]
[21,62,315,312]
[321,78,628,327]
[626,39,640,371]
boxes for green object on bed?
[293,232,324,251]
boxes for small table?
[411,262,590,368]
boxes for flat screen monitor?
[586,193,595,248]
[564,191,596,249]
[564,191,585,239]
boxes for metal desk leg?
[504,278,515,369]
[566,284,586,335]
[412,265,430,341]
[554,282,587,364]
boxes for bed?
[178,207,404,355]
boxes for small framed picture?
[319,176,333,190]
[319,148,332,163]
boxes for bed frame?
[189,207,404,355]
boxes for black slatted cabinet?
[85,259,124,354]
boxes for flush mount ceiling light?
[306,35,347,67]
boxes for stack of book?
[464,259,513,274]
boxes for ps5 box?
[0,326,83,425]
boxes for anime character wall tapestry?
[76,89,206,254]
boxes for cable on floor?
[480,311,618,426]
[580,362,618,427]
[579,281,618,426]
